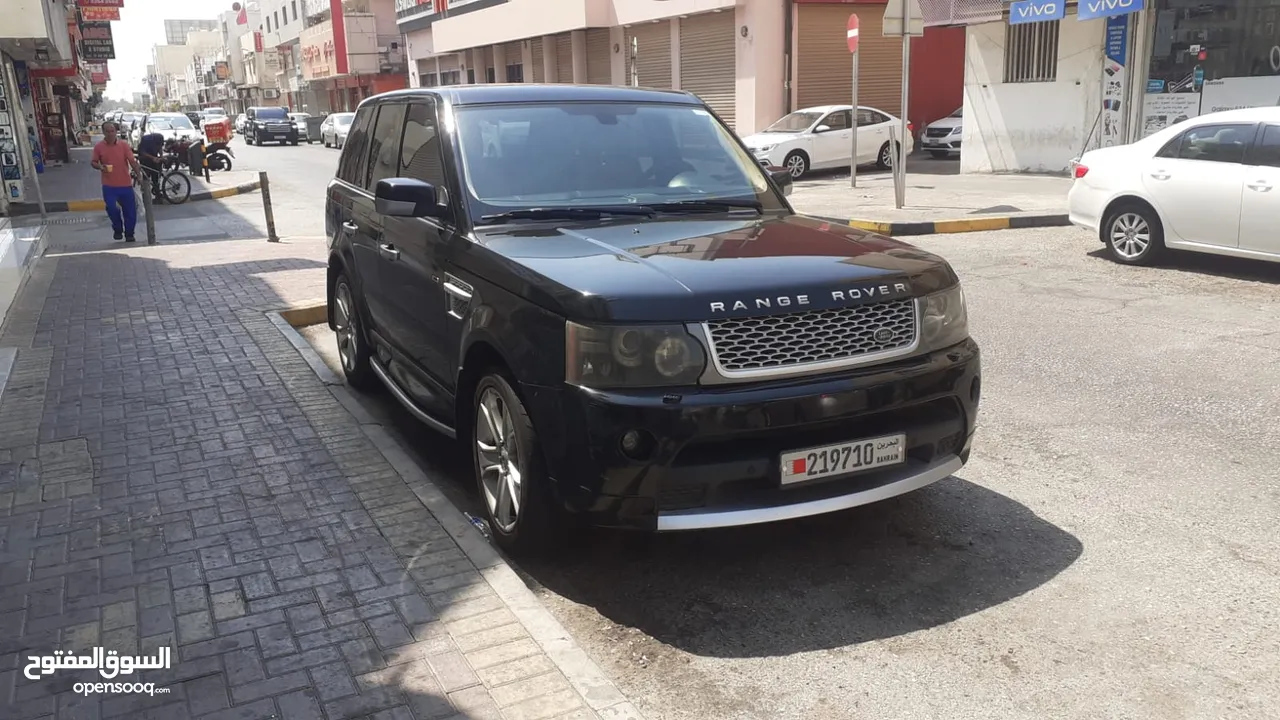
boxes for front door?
[1141,122,1254,248]
[811,109,853,169]
[1238,123,1280,256]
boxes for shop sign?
[301,25,338,81]
[77,0,125,6]
[1009,0,1062,25]
[1077,0,1143,22]
[1099,13,1127,148]
[1141,93,1200,137]
[1200,76,1280,115]
[79,21,116,60]
[79,6,120,21]
[215,61,229,80]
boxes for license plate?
[780,433,906,484]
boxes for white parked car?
[289,112,314,143]
[235,113,248,134]
[1068,106,1280,266]
[921,106,962,159]
[320,112,355,149]
[131,112,202,147]
[741,105,914,178]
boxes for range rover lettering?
[325,85,981,555]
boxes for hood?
[927,116,962,131]
[465,215,958,323]
[741,131,804,149]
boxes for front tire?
[472,372,560,556]
[784,150,808,179]
[1104,203,1166,266]
[332,273,378,390]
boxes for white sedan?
[131,112,202,147]
[741,105,915,178]
[1068,106,1280,266]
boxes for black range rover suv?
[325,85,980,554]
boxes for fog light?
[619,429,654,460]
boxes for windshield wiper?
[478,206,656,224]
[645,199,764,215]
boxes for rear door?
[1238,123,1280,256]
[333,105,392,334]
[1140,122,1254,248]
[856,107,891,164]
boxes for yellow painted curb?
[848,219,893,234]
[210,187,239,199]
[66,199,106,212]
[278,302,328,328]
[932,217,1013,234]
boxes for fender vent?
[444,274,473,319]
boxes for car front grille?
[926,128,953,138]
[706,299,917,373]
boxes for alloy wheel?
[1110,212,1151,260]
[786,154,806,178]
[333,282,359,373]
[475,387,522,533]
[880,144,894,167]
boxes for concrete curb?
[265,304,646,720]
[6,177,262,216]
[816,213,1072,237]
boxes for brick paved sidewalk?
[0,221,638,720]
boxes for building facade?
[299,0,408,113]
[397,0,961,138]
[165,18,219,45]
[960,0,1280,174]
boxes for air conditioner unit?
[264,88,281,99]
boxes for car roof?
[361,83,701,108]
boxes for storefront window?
[1142,0,1280,135]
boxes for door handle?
[378,243,400,261]
[1149,172,1170,181]
[341,221,358,235]
[1247,181,1273,192]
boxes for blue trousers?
[102,184,137,235]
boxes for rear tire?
[331,272,378,390]
[1103,203,1166,266]
[876,141,899,169]
[472,371,563,557]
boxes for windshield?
[949,107,963,118]
[333,114,354,126]
[290,113,310,121]
[205,108,227,116]
[454,102,785,220]
[151,116,194,130]
[765,111,822,133]
[255,107,289,120]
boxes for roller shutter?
[437,54,461,85]
[679,12,736,129]
[586,28,611,85]
[624,21,671,89]
[796,3,902,115]
[503,41,523,82]
[531,38,545,82]
[555,33,573,83]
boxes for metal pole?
[896,2,911,209]
[850,50,858,188]
[259,171,279,242]
[631,37,639,87]
[141,177,156,245]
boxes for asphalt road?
[212,142,1280,719]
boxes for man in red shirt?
[90,121,141,241]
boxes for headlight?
[753,145,774,153]
[565,321,706,388]
[918,284,969,352]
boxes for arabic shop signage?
[79,21,116,60]
[76,0,126,6]
[1010,0,1143,24]
[79,6,121,21]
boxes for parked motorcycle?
[204,142,235,172]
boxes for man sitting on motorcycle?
[137,131,167,202]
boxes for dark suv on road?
[325,85,981,554]
[244,105,297,146]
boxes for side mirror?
[375,177,445,218]
[766,166,793,197]
[814,124,832,133]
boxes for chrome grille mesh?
[707,299,916,372]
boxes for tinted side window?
[338,106,376,189]
[1173,123,1254,164]
[1155,132,1183,159]
[400,101,447,188]
[856,109,887,127]
[367,104,407,189]
[1248,124,1280,169]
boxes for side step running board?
[369,358,458,439]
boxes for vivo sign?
[1077,0,1145,22]
[1010,0,1063,25]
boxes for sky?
[104,0,231,100]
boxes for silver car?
[320,112,355,149]
[289,112,314,143]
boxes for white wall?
[961,17,1103,174]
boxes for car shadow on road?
[1087,247,1280,285]
[798,152,960,182]
[517,476,1082,659]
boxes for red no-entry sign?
[847,14,860,53]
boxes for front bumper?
[922,135,961,152]
[522,339,981,531]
